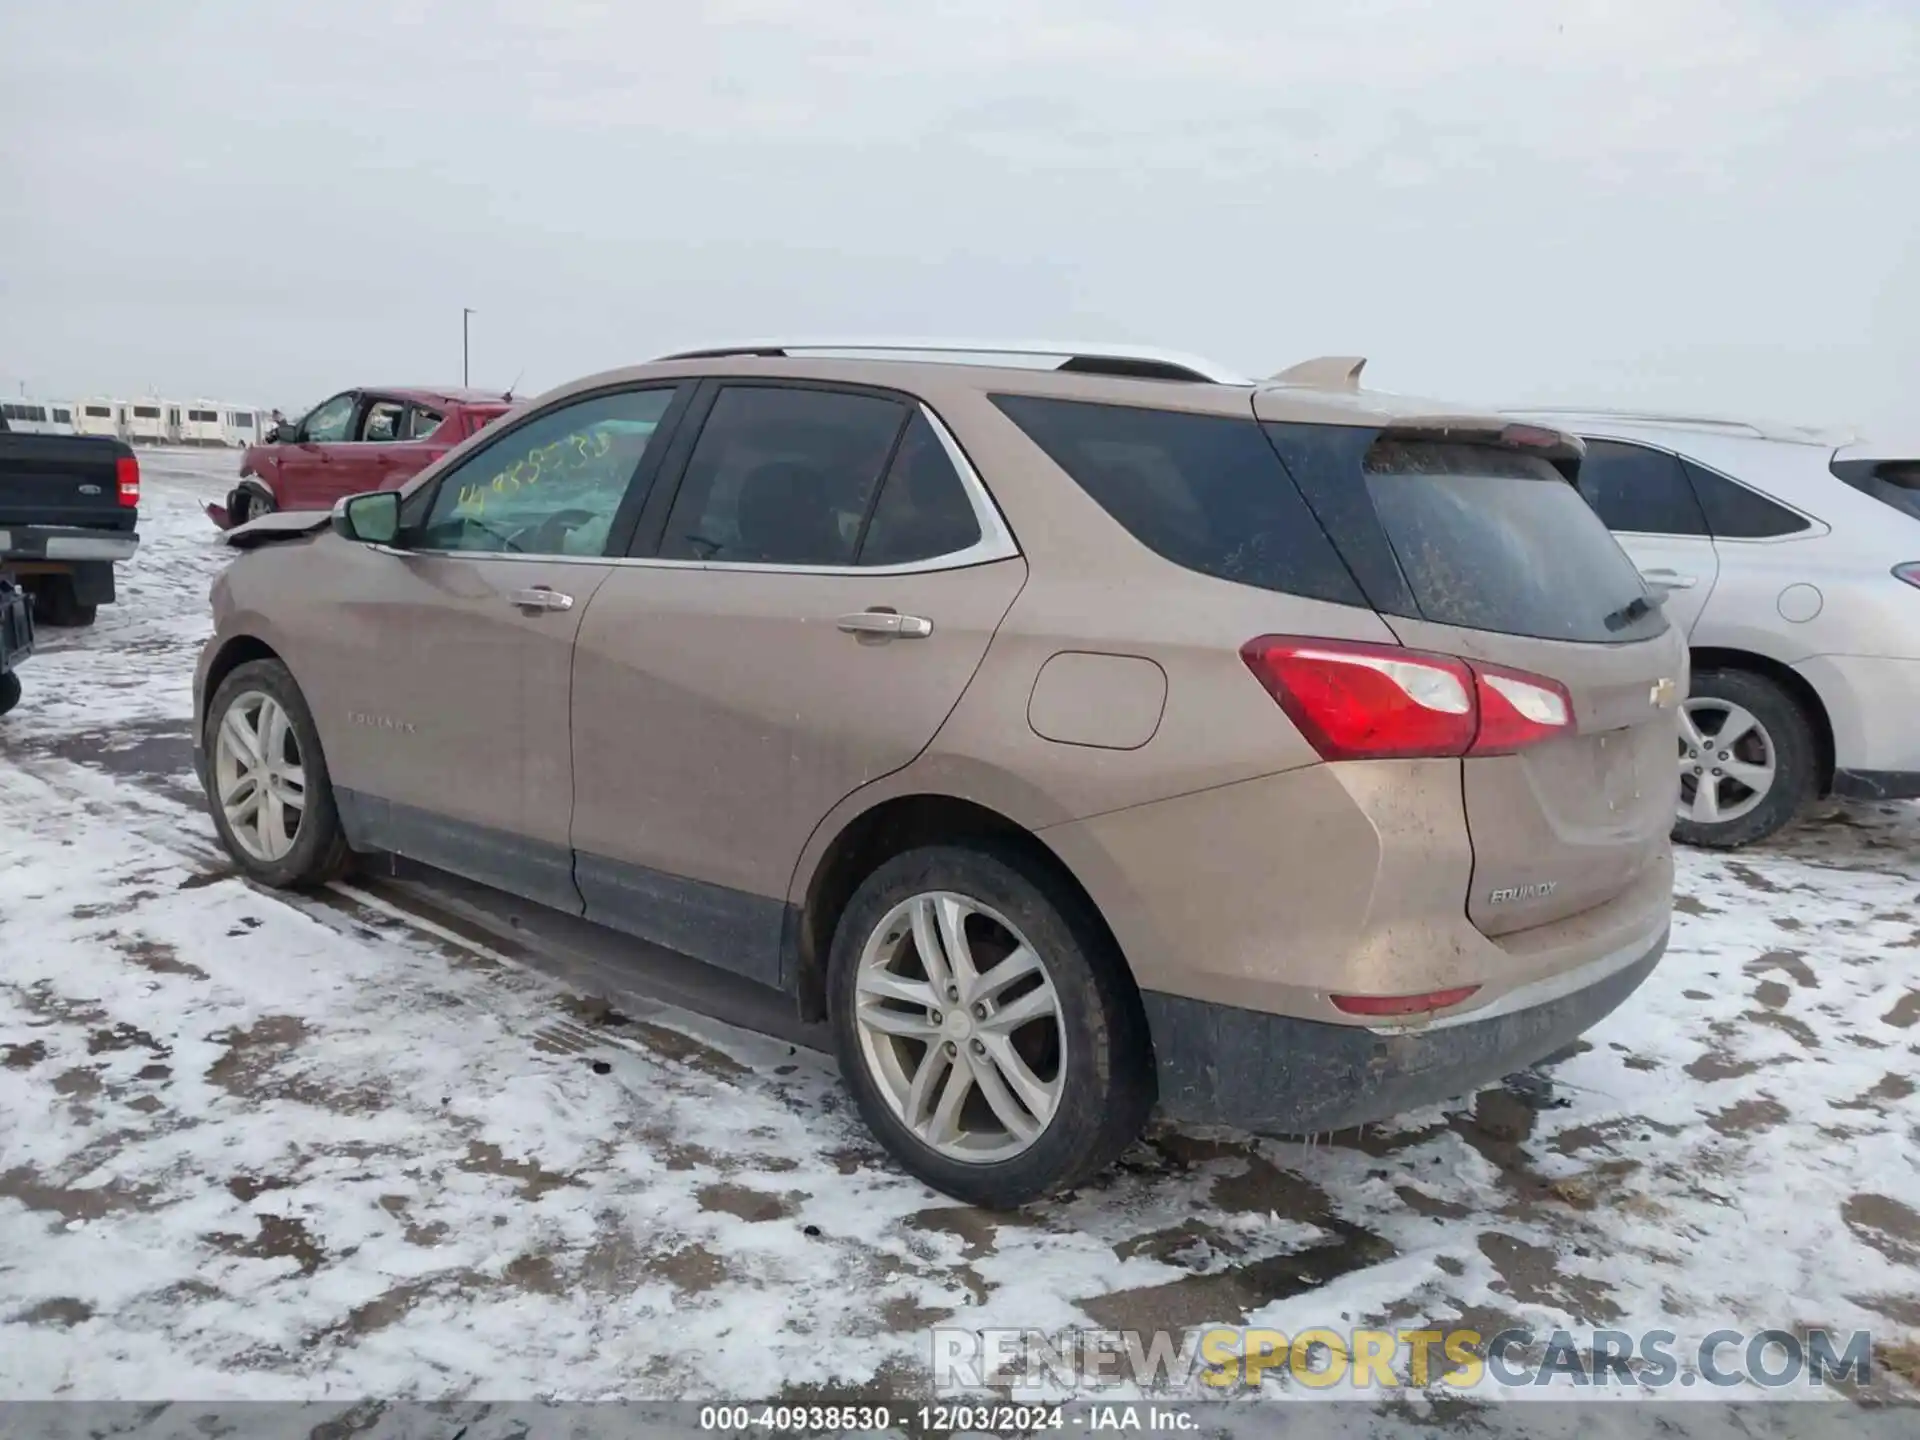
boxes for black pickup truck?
[0,412,141,627]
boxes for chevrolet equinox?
[194,341,1681,1208]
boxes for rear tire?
[204,659,353,888]
[31,576,97,629]
[827,843,1154,1209]
[0,670,20,717]
[1673,669,1815,849]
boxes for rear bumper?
[1144,924,1667,1134]
[1832,768,1920,802]
[1794,654,1920,776]
[0,525,140,563]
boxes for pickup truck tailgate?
[0,435,139,532]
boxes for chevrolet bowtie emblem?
[1650,678,1677,709]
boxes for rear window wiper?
[1603,593,1661,632]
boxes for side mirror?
[271,423,300,443]
[331,490,401,546]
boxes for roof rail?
[1267,355,1368,390]
[650,338,1253,386]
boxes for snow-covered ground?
[2,452,1916,1427]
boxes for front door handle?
[837,609,933,639]
[1639,568,1698,590]
[509,586,574,612]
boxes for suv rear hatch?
[1257,405,1685,938]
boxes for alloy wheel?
[213,690,307,862]
[1678,698,1776,825]
[852,891,1066,1163]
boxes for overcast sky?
[2,0,1914,432]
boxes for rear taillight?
[1471,663,1575,755]
[1240,636,1575,761]
[1331,985,1481,1018]
[1896,563,1920,589]
[116,454,140,508]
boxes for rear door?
[568,381,1026,985]
[1572,439,1720,635]
[1261,417,1685,939]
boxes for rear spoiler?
[222,509,332,550]
[1375,417,1586,483]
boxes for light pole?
[462,307,475,387]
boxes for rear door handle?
[509,586,574,612]
[837,609,933,639]
[1639,568,1698,590]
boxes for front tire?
[228,483,276,528]
[827,843,1153,1209]
[1674,669,1815,849]
[0,670,20,717]
[204,659,352,887]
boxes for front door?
[278,391,359,512]
[569,383,1027,985]
[317,383,689,911]
[1575,439,1721,637]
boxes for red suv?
[209,387,516,529]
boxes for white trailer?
[73,400,123,438]
[221,406,263,447]
[0,400,78,435]
[124,400,168,445]
[177,402,228,446]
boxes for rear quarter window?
[1683,460,1810,538]
[1364,439,1667,644]
[990,395,1363,606]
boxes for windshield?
[1362,439,1668,644]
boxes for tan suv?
[193,341,1681,1208]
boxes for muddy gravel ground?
[1,451,1916,1431]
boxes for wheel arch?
[789,790,1144,1031]
[199,634,285,735]
[1690,645,1836,795]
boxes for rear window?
[1831,457,1920,524]
[990,395,1363,606]
[1363,440,1667,643]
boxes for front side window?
[1575,441,1708,536]
[417,387,676,557]
[302,393,357,443]
[361,400,405,443]
[659,386,908,565]
[53,409,71,423]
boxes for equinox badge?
[1489,881,1558,905]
